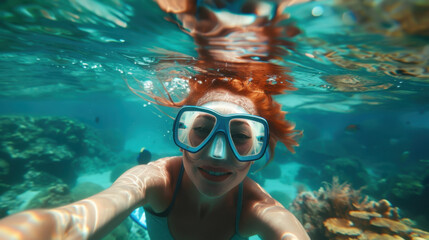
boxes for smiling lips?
[198,166,232,182]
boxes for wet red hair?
[127,61,302,164]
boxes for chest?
[167,198,237,240]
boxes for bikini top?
[144,164,249,240]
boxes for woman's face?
[182,100,254,198]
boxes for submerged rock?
[0,115,119,187]
[321,157,369,188]
[24,181,105,210]
[0,115,126,216]
[25,183,72,209]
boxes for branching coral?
[290,177,429,240]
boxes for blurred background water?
[0,0,428,239]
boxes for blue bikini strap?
[156,163,184,217]
[235,182,244,234]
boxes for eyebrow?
[196,114,215,121]
[230,120,250,127]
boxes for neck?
[181,170,237,217]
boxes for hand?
[155,0,197,14]
[282,233,299,240]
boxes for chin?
[195,183,231,198]
[194,173,241,198]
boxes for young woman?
[0,80,309,240]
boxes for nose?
[209,133,227,160]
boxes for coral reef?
[25,183,73,209]
[0,115,127,217]
[290,177,429,240]
[377,172,429,230]
[321,157,369,188]
[389,174,424,201]
[22,181,104,210]
[296,156,370,191]
[0,116,119,187]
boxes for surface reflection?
[131,0,310,102]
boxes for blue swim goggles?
[173,106,269,162]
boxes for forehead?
[201,101,249,115]
[196,90,256,114]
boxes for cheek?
[182,151,195,166]
[232,161,252,171]
[182,152,198,179]
[183,149,203,162]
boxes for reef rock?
[321,157,369,188]
[25,183,72,209]
[0,115,119,189]
[290,177,429,240]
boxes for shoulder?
[240,178,310,240]
[113,156,183,211]
[114,156,182,186]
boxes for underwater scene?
[0,0,429,239]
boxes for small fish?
[137,147,152,165]
[95,117,100,123]
[345,124,360,132]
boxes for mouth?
[198,166,232,182]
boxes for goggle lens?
[177,111,217,148]
[230,118,266,157]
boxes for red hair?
[127,61,302,164]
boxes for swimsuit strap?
[152,163,244,236]
[235,182,244,234]
[155,163,185,217]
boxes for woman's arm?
[242,180,310,240]
[0,157,177,239]
[253,204,310,240]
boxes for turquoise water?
[1,0,429,239]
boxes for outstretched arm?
[254,204,310,240]
[0,157,176,240]
[242,180,310,240]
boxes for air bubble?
[311,6,324,17]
